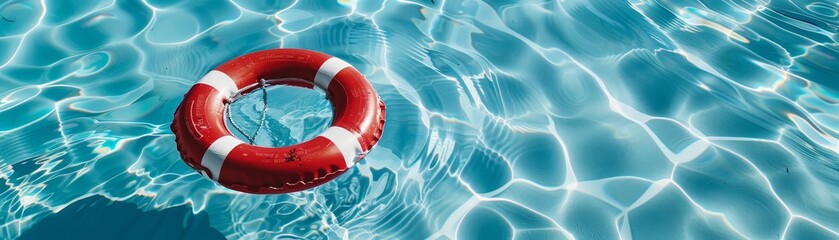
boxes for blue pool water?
[1,0,839,239]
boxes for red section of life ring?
[171,49,385,194]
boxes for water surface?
[1,0,838,239]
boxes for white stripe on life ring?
[201,136,244,180]
[319,126,363,168]
[197,70,238,98]
[314,57,351,90]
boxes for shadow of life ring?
[171,49,385,194]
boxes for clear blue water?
[1,0,838,239]
[225,85,334,147]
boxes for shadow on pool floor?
[19,195,225,240]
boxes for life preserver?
[171,49,385,194]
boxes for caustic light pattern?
[0,0,838,239]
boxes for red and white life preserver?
[171,49,385,194]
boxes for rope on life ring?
[171,49,386,194]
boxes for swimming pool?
[1,0,838,239]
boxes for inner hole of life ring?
[223,78,334,148]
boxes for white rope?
[225,79,269,144]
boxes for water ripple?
[0,0,838,239]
